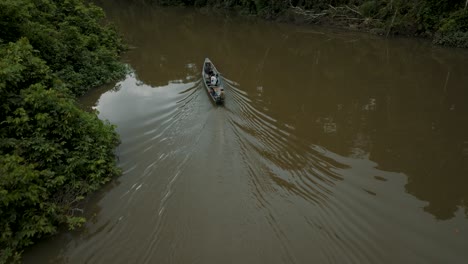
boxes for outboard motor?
[219,89,225,100]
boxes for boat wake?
[24,69,463,264]
[217,75,398,263]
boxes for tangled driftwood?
[288,1,365,23]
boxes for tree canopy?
[0,0,125,262]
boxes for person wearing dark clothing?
[204,62,213,75]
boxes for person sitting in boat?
[204,62,212,74]
[210,87,216,97]
[205,63,214,79]
[210,74,217,86]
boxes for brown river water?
[23,2,468,263]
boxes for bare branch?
[289,4,328,21]
[344,5,361,16]
[386,9,398,38]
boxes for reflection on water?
[24,1,468,263]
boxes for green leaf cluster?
[434,9,468,47]
[0,0,127,96]
[0,38,121,263]
[0,0,125,261]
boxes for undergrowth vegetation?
[146,0,468,48]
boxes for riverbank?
[151,0,468,48]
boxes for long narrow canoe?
[202,58,225,105]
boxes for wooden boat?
[202,58,225,105]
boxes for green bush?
[0,0,126,260]
[438,9,468,32]
[0,38,121,263]
[433,9,468,47]
[359,0,379,17]
[434,30,468,48]
[0,0,127,96]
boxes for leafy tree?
[0,38,121,263]
[0,0,127,96]
[0,0,126,260]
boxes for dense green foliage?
[147,0,468,48]
[0,0,126,95]
[0,0,125,262]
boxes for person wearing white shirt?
[210,74,217,86]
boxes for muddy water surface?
[24,2,468,263]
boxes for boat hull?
[202,58,225,105]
